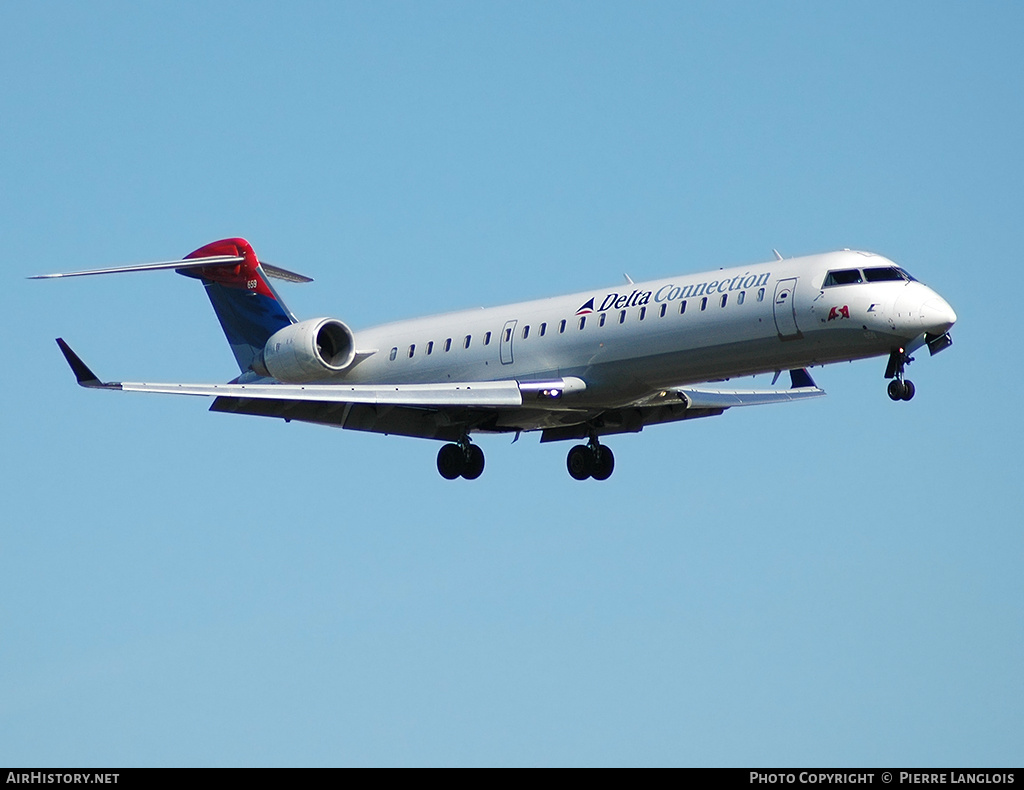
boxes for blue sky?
[2,1,1021,767]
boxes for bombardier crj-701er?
[35,238,957,481]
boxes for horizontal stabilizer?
[260,263,314,284]
[30,256,313,283]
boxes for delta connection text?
[589,271,773,313]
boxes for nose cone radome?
[922,298,957,334]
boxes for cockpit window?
[864,267,907,283]
[822,269,863,287]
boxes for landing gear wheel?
[591,445,615,481]
[462,444,485,480]
[885,347,917,403]
[437,443,465,480]
[567,445,594,480]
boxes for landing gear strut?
[566,436,615,481]
[885,347,916,402]
[437,438,485,480]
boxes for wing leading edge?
[673,368,824,408]
[54,338,586,409]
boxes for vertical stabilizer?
[177,238,297,373]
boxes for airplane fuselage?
[340,249,955,408]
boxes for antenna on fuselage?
[773,249,784,261]
[623,273,634,284]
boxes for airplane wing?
[55,338,582,409]
[56,338,822,443]
[538,369,825,443]
[620,369,824,409]
[668,369,824,408]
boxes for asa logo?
[828,305,850,321]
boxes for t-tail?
[177,238,302,372]
[30,238,312,373]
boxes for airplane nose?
[921,298,957,334]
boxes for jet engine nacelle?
[253,317,356,382]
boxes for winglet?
[789,368,816,389]
[55,338,119,389]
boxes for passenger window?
[660,304,667,318]
[522,325,530,339]
[619,310,626,324]
[578,316,586,330]
[408,344,415,358]
[737,291,745,305]
[484,332,491,345]
[389,347,397,361]
[539,323,546,337]
[823,269,863,287]
[504,328,512,342]
[464,335,471,349]
[559,319,566,334]
[756,288,765,302]
[599,313,606,327]
[426,341,434,355]
[700,297,708,311]
[720,294,727,308]
[639,306,646,320]
[444,338,452,352]
[679,300,687,314]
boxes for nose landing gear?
[437,438,485,480]
[566,436,615,481]
[885,347,916,401]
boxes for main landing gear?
[437,439,485,480]
[435,435,617,481]
[885,347,916,402]
[566,437,615,481]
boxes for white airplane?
[35,238,956,480]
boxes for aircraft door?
[500,319,517,365]
[773,278,802,339]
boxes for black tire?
[901,380,916,401]
[437,443,465,480]
[462,444,485,480]
[591,445,615,481]
[888,380,905,401]
[567,445,593,480]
